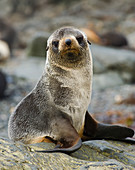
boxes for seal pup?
[8,27,134,153]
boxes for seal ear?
[46,46,49,51]
[87,40,91,45]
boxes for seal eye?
[52,41,59,48]
[76,36,83,45]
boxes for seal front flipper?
[36,138,82,154]
[83,111,134,142]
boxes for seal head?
[46,27,90,68]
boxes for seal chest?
[45,28,93,134]
[47,66,92,135]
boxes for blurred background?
[0,0,135,138]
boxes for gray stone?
[93,71,124,90]
[26,32,50,58]
[0,40,10,62]
[92,44,135,82]
[93,56,106,74]
[120,71,133,83]
[0,56,45,83]
[12,57,45,81]
[127,32,135,48]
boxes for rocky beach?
[0,0,135,169]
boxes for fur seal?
[8,27,135,153]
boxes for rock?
[0,18,17,55]
[120,71,133,83]
[9,57,44,82]
[92,44,135,83]
[0,70,7,98]
[0,40,10,61]
[89,84,135,126]
[115,92,135,105]
[127,32,135,49]
[100,31,128,47]
[10,0,38,16]
[93,72,124,90]
[0,137,135,169]
[81,28,128,48]
[26,32,50,58]
[93,55,107,74]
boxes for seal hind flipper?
[83,111,134,142]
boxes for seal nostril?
[65,39,72,46]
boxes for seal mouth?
[60,49,81,62]
[62,48,79,54]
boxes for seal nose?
[65,39,72,46]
